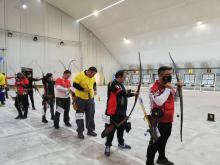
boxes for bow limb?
[169,52,183,142]
[58,59,67,70]
[127,52,142,118]
[67,60,76,71]
[33,60,44,77]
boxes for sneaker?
[65,123,72,127]
[87,131,97,137]
[156,158,174,165]
[118,143,131,149]
[104,146,111,157]
[77,132,85,139]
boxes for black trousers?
[54,97,70,126]
[28,89,35,109]
[43,97,55,118]
[105,115,126,147]
[75,98,95,133]
[0,88,5,103]
[5,87,9,99]
[146,123,172,165]
[15,94,29,117]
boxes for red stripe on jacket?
[106,83,122,116]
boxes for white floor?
[0,86,220,165]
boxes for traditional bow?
[127,52,142,118]
[58,59,77,72]
[33,60,44,98]
[169,52,183,142]
[117,52,142,125]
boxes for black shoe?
[1,102,5,105]
[77,132,85,139]
[157,158,174,165]
[118,143,131,149]
[32,107,36,110]
[15,115,22,119]
[65,123,72,127]
[146,161,154,165]
[42,116,48,123]
[51,115,54,120]
[87,131,97,137]
[21,115,27,119]
[54,125,59,129]
[104,146,111,157]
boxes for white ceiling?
[46,0,220,68]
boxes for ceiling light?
[123,37,131,44]
[76,0,126,22]
[60,41,64,46]
[33,36,38,42]
[7,32,13,37]
[195,21,208,30]
[22,4,27,9]
[196,21,203,26]
[93,11,99,16]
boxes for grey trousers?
[75,97,95,133]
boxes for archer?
[146,66,183,165]
[104,70,139,157]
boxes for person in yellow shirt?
[0,72,6,105]
[73,67,97,139]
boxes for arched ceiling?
[46,0,220,68]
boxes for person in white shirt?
[54,70,72,129]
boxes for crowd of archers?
[0,66,183,165]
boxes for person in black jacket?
[26,72,41,110]
[104,70,138,157]
[42,73,55,123]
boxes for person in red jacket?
[146,66,183,165]
[104,70,138,157]
[14,73,29,119]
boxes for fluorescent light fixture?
[77,0,126,22]
[22,4,27,9]
[123,37,131,44]
[93,11,99,16]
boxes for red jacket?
[15,78,29,95]
[106,80,135,116]
[55,77,71,98]
[55,77,71,88]
[150,80,175,123]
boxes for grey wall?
[0,0,121,85]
